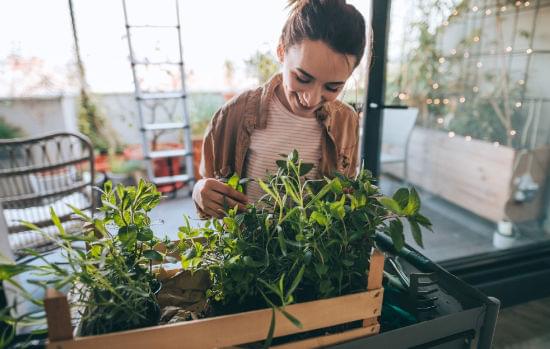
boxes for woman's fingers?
[207,191,247,212]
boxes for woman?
[193,0,367,218]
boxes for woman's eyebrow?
[296,67,345,85]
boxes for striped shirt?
[245,93,323,203]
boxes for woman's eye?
[325,86,339,93]
[296,76,311,84]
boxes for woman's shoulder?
[325,100,359,125]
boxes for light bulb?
[510,130,517,136]
[515,102,522,108]
[518,80,525,85]
[494,142,500,147]
[473,86,479,93]
[448,131,456,138]
[501,6,507,11]
[433,83,439,89]
[472,6,479,12]
[434,98,441,105]
[477,61,483,68]
[506,46,513,52]
[426,98,433,104]
[485,9,492,15]
[437,117,444,124]
[443,98,450,104]
[459,96,466,103]
[451,48,457,55]
[526,48,533,54]
[465,136,472,141]
[439,57,446,63]
[474,36,480,42]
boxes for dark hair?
[280,0,367,67]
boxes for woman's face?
[277,39,356,118]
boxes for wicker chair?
[0,132,95,258]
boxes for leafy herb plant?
[177,151,432,324]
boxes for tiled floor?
[493,296,550,349]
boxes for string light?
[451,48,457,55]
[473,86,479,93]
[459,96,466,103]
[398,93,408,100]
[452,9,458,15]
[473,36,480,42]
[518,80,525,85]
[465,136,472,141]
[472,6,479,12]
[525,1,530,6]
[432,83,439,89]
[437,117,444,124]
[476,61,483,68]
[434,98,441,105]
[501,6,507,12]
[510,130,517,136]
[526,48,533,54]
[439,57,446,63]
[448,131,456,138]
[506,46,513,52]
[485,9,492,15]
[443,20,449,26]
[443,98,450,104]
[494,142,500,147]
[464,52,470,58]
[515,102,522,108]
[426,98,433,104]
[515,1,522,7]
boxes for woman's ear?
[276,42,285,63]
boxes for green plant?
[0,180,165,345]
[245,49,280,85]
[0,117,23,139]
[177,151,432,340]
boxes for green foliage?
[177,151,432,320]
[0,180,164,345]
[0,117,23,139]
[245,50,280,84]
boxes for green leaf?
[415,214,433,231]
[309,211,327,226]
[262,308,276,349]
[287,265,305,297]
[277,226,287,256]
[403,188,421,216]
[299,163,314,176]
[137,228,154,242]
[393,188,409,209]
[258,180,277,200]
[118,225,138,246]
[49,207,65,236]
[409,220,424,248]
[227,173,240,190]
[330,178,343,194]
[276,160,287,169]
[389,219,405,251]
[379,197,402,214]
[143,250,163,261]
[279,307,303,328]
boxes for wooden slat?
[47,290,382,349]
[44,288,73,342]
[367,249,385,291]
[271,323,380,349]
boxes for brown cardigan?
[199,73,360,181]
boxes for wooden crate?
[44,250,385,349]
[383,127,550,223]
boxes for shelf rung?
[142,122,189,131]
[132,60,183,66]
[153,174,192,185]
[147,149,192,159]
[136,92,186,100]
[127,24,179,29]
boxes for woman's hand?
[192,178,249,218]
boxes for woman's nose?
[303,88,321,106]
